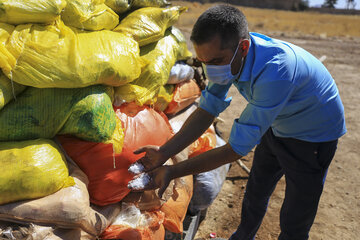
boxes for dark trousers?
[229,129,338,240]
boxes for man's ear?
[240,39,250,57]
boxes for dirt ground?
[173,2,360,239]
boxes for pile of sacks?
[0,0,227,239]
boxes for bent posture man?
[129,5,346,240]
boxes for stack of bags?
[0,0,215,239]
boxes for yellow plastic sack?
[0,72,26,110]
[105,0,129,14]
[0,159,121,236]
[0,21,141,88]
[130,0,170,9]
[0,23,15,80]
[0,22,13,43]
[169,26,193,61]
[114,6,187,47]
[0,23,25,107]
[0,139,75,205]
[0,0,66,25]
[61,0,119,31]
[103,116,124,154]
[114,27,192,106]
[0,85,116,142]
[154,84,174,112]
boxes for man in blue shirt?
[128,5,346,240]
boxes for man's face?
[193,34,244,75]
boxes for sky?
[309,0,360,9]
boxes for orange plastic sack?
[165,79,201,115]
[100,203,165,240]
[160,150,193,233]
[58,135,131,207]
[161,175,193,233]
[114,102,173,165]
[189,125,217,158]
[58,103,173,206]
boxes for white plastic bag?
[167,61,195,84]
[168,104,230,213]
[188,135,230,213]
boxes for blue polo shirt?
[199,32,346,156]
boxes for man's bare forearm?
[170,143,242,179]
[160,107,215,160]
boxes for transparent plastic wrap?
[101,203,165,240]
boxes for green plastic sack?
[59,86,116,142]
[0,73,26,110]
[105,0,129,14]
[62,0,119,30]
[0,85,116,142]
[0,139,75,205]
[114,27,192,106]
[0,0,66,25]
[0,21,141,88]
[114,6,187,47]
[130,0,171,9]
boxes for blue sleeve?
[198,81,232,117]
[229,60,296,156]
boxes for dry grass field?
[173,1,360,240]
[174,1,360,38]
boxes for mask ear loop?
[229,43,240,65]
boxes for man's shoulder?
[248,33,297,80]
[250,32,296,62]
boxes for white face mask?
[202,44,241,85]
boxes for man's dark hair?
[190,5,249,50]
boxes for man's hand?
[128,165,172,199]
[131,145,168,173]
[129,107,214,175]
